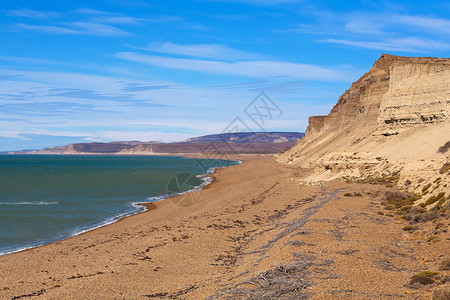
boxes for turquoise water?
[0,155,238,255]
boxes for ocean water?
[0,155,238,256]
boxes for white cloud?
[75,8,114,15]
[396,15,450,35]
[4,8,60,19]
[297,11,450,53]
[0,131,28,139]
[116,52,357,81]
[13,23,79,35]
[0,55,56,65]
[13,22,128,36]
[208,0,304,5]
[6,8,148,37]
[69,22,128,36]
[92,131,193,143]
[75,8,143,24]
[343,19,384,35]
[131,42,264,60]
[324,37,450,53]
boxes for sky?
[1,0,449,151]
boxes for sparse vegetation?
[409,271,440,285]
[438,140,450,153]
[426,235,440,243]
[436,197,447,209]
[385,191,408,200]
[400,205,412,212]
[344,192,363,197]
[356,173,400,186]
[425,192,446,206]
[384,204,395,210]
[402,225,414,231]
[422,183,432,193]
[382,191,419,211]
[212,263,310,299]
[404,206,440,223]
[440,163,450,174]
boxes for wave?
[0,201,59,205]
[0,244,43,257]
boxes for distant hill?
[183,132,304,144]
[8,132,304,155]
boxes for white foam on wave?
[67,208,143,237]
[0,201,59,205]
[0,244,43,257]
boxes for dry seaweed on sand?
[208,263,310,300]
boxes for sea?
[0,155,239,256]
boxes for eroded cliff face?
[378,60,450,130]
[276,54,450,201]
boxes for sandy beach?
[0,155,448,299]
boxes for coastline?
[1,155,448,299]
[0,155,242,257]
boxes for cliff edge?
[276,54,450,203]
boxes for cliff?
[276,54,450,201]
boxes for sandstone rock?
[276,54,450,199]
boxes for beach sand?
[0,155,448,299]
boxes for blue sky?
[1,0,449,151]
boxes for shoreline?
[0,155,242,258]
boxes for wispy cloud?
[48,87,169,106]
[4,8,61,19]
[130,42,265,60]
[395,15,450,35]
[0,102,101,117]
[91,130,192,143]
[13,22,128,36]
[116,51,357,81]
[214,78,304,92]
[5,7,199,37]
[0,75,21,81]
[293,10,450,53]
[75,8,117,15]
[0,134,92,151]
[0,55,57,65]
[5,8,145,37]
[341,13,450,36]
[207,0,304,5]
[324,37,450,53]
[75,8,143,24]
[121,83,173,92]
[104,0,153,8]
